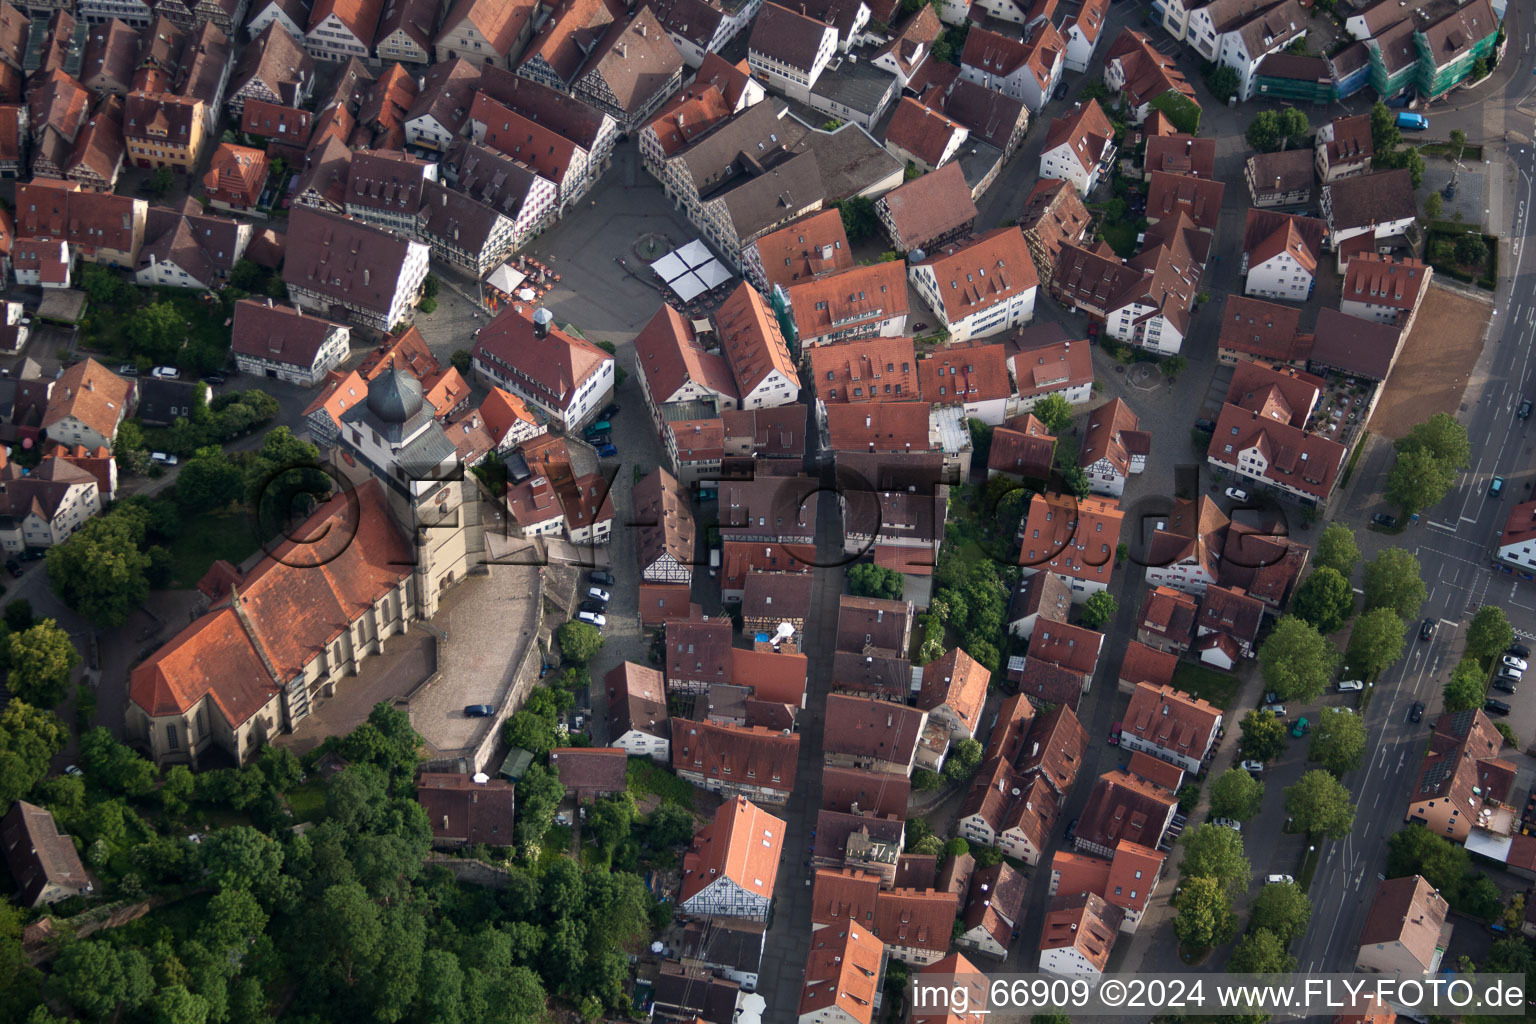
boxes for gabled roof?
[1225,361,1321,427]
[1342,253,1430,313]
[42,357,132,440]
[1209,402,1345,500]
[749,2,833,71]
[1029,620,1104,677]
[1146,169,1224,231]
[1325,169,1417,232]
[283,206,423,316]
[1145,496,1227,579]
[1042,98,1114,174]
[916,647,990,733]
[913,228,1038,324]
[471,304,613,412]
[962,861,1027,947]
[788,261,908,341]
[520,0,623,84]
[885,96,965,169]
[234,20,314,107]
[752,208,853,293]
[308,0,387,42]
[714,281,797,395]
[232,299,346,368]
[988,412,1056,480]
[667,614,734,685]
[605,660,668,741]
[877,162,977,252]
[404,55,480,135]
[1242,208,1325,274]
[671,719,800,794]
[875,3,942,77]
[825,693,926,765]
[1018,491,1123,585]
[1104,28,1195,109]
[1118,642,1179,690]
[1079,396,1145,477]
[874,887,957,953]
[1319,113,1372,167]
[1143,134,1215,178]
[836,594,912,654]
[1216,293,1307,362]
[1247,147,1314,198]
[1075,768,1176,851]
[826,401,933,454]
[1040,890,1122,970]
[823,765,910,818]
[1198,584,1265,644]
[548,747,627,795]
[438,0,535,57]
[798,926,884,1024]
[1358,875,1450,968]
[917,340,1011,406]
[720,405,806,459]
[680,796,786,905]
[1418,0,1496,70]
[577,7,684,116]
[1,801,90,905]
[812,867,881,928]
[1125,681,1222,759]
[742,570,814,625]
[130,482,411,726]
[1137,586,1198,646]
[634,303,738,406]
[416,773,516,845]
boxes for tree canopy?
[1309,707,1367,776]
[1250,880,1312,946]
[1173,875,1235,950]
[1443,657,1488,713]
[1466,605,1515,660]
[7,619,81,709]
[847,563,904,601]
[1386,446,1458,516]
[1362,548,1427,622]
[1032,393,1074,434]
[1346,607,1407,681]
[1079,591,1118,630]
[46,512,153,626]
[1291,567,1355,634]
[1228,927,1295,974]
[1181,824,1251,899]
[1258,616,1340,702]
[1209,768,1265,822]
[1285,770,1355,839]
[1238,709,1287,763]
[556,621,604,664]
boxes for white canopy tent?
[669,272,709,302]
[696,260,733,290]
[675,238,713,269]
[649,251,689,283]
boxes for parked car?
[1371,513,1399,527]
[1493,676,1519,694]
[151,366,180,380]
[595,443,618,458]
[1210,817,1242,832]
[1491,476,1506,497]
[1263,691,1281,706]
[63,764,82,777]
[1408,701,1425,723]
[589,569,615,587]
[463,704,495,717]
[1485,699,1512,716]
[583,420,611,437]
[577,611,607,627]
[201,373,226,386]
[1291,717,1309,737]
[4,559,19,578]
[1420,619,1436,641]
[1503,654,1529,672]
[585,432,611,447]
[1520,399,1532,420]
[1268,705,1287,719]
[579,599,606,615]
[118,364,139,376]
[151,452,178,466]
[1064,817,1078,843]
[1510,643,1532,659]
[587,586,610,603]
[1337,680,1364,692]
[1225,487,1249,502]
[598,403,620,420]
[1241,760,1265,775]
[1265,874,1295,885]
[1108,722,1122,746]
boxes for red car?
[1108,721,1122,745]
[1087,322,1100,342]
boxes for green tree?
[557,621,604,663]
[1347,607,1407,681]
[1228,928,1296,973]
[49,942,154,1021]
[244,427,331,531]
[847,563,905,601]
[1238,709,1287,763]
[201,825,284,893]
[1209,768,1265,822]
[1250,880,1312,945]
[7,619,81,709]
[586,794,636,853]
[1471,56,1489,80]
[1443,657,1486,712]
[1181,823,1251,898]
[1173,875,1235,950]
[151,166,175,196]
[1310,707,1367,776]
[3,599,32,633]
[160,764,195,817]
[79,727,157,797]
[451,349,473,374]
[127,301,185,364]
[514,763,563,855]
[502,710,558,758]
[176,446,246,514]
[1057,463,1090,499]
[1387,445,1458,515]
[1206,65,1240,101]
[422,275,440,299]
[944,837,970,858]
[1457,875,1502,921]
[1363,548,1427,621]
[1258,615,1340,702]
[46,513,152,626]
[1079,590,1118,630]
[834,196,879,241]
[942,738,983,782]
[1277,107,1309,148]
[1467,605,1515,660]
[1387,824,1469,892]
[1292,567,1355,634]
[1370,102,1402,152]
[1285,770,1355,838]
[645,804,694,849]
[1424,191,1444,219]
[1245,110,1281,152]
[1455,232,1489,267]
[0,701,67,806]
[1398,412,1472,470]
[1032,393,1075,434]
[1316,523,1360,577]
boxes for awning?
[676,238,712,268]
[696,259,733,290]
[669,271,709,302]
[649,251,688,282]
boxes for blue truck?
[1396,112,1429,131]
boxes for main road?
[1298,7,1536,973]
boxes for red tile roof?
[822,765,911,818]
[788,261,908,343]
[1007,333,1093,400]
[731,647,808,705]
[913,227,1038,326]
[129,482,410,726]
[877,162,977,252]
[988,412,1055,479]
[826,402,933,454]
[1209,402,1345,501]
[916,647,990,734]
[1018,492,1123,585]
[1042,98,1114,175]
[874,887,957,954]
[42,357,132,442]
[1146,170,1224,231]
[1216,293,1308,362]
[1143,134,1215,178]
[671,720,800,795]
[1104,28,1195,110]
[1075,769,1175,852]
[472,304,612,414]
[752,209,855,294]
[1123,682,1222,759]
[548,747,628,797]
[1041,891,1122,971]
[809,336,919,405]
[680,796,786,905]
[798,926,884,1024]
[1342,253,1431,313]
[811,867,881,929]
[714,281,797,396]
[885,96,966,168]
[1029,621,1104,677]
[1118,641,1178,688]
[1358,875,1449,969]
[825,693,926,766]
[417,773,517,845]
